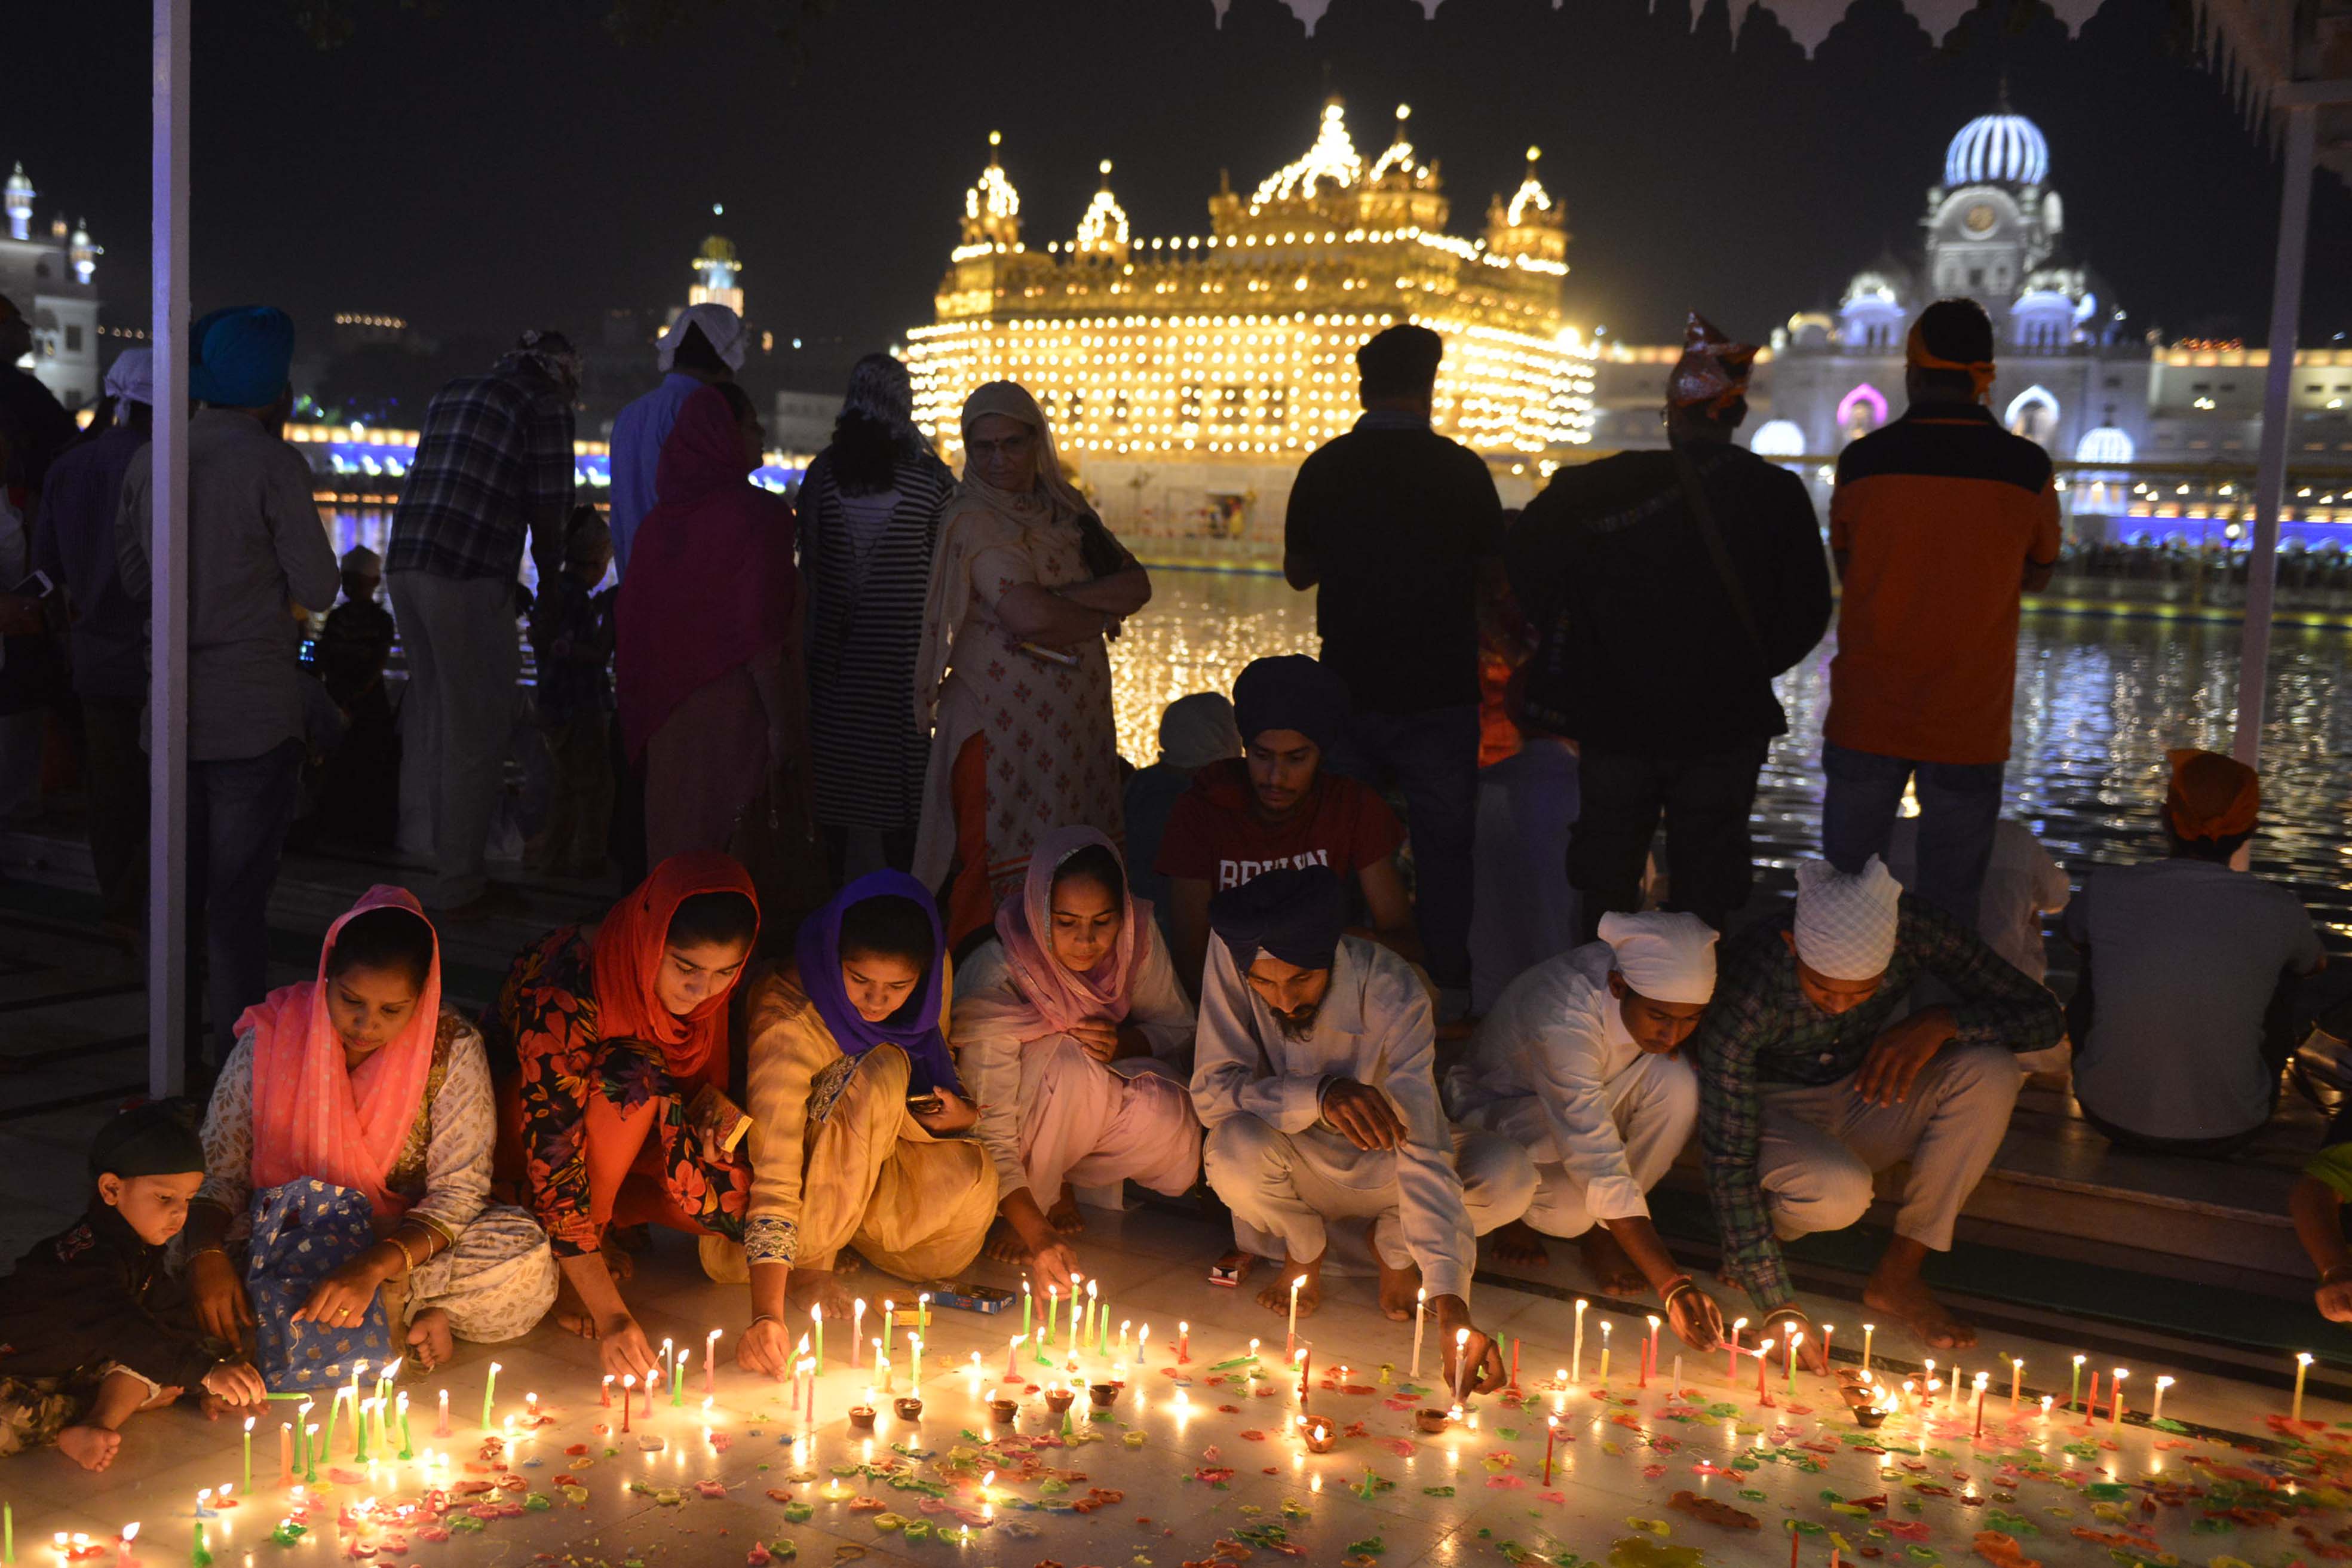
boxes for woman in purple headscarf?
[732,872,997,1375]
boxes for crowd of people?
[6,286,2352,1471]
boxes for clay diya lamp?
[893,1397,924,1422]
[1043,1386,1076,1416]
[989,1397,1019,1425]
[1854,1405,1890,1429]
[847,1405,877,1432]
[1414,1408,1452,1434]
[1088,1382,1118,1410]
[1301,1418,1338,1454]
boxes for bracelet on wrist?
[750,1313,784,1330]
[1659,1276,1697,1305]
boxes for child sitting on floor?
[0,1103,266,1469]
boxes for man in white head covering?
[1449,912,1728,1351]
[1689,857,2061,1359]
[608,302,745,576]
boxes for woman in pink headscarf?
[950,827,1201,1279]
[183,888,558,1371]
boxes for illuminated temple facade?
[904,101,1594,549]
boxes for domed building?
[0,159,103,407]
[904,99,1594,547]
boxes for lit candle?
[355,1398,371,1463]
[1022,1279,1033,1342]
[302,1423,318,1483]
[2151,1375,2173,1426]
[884,1300,896,1358]
[1045,1284,1059,1347]
[1452,1327,1471,1403]
[396,1391,412,1460]
[481,1362,499,1431]
[2293,1353,2314,1425]
[1644,1317,1660,1389]
[1820,1324,1834,1369]
[1571,1299,1587,1385]
[1786,1331,1802,1392]
[1597,1320,1611,1386]
[1755,1339,1774,1401]
[1008,1334,1026,1380]
[1093,1285,1106,1357]
[2109,1368,2128,1431]
[435,1386,449,1438]
[1177,1320,1191,1364]
[910,1333,925,1387]
[1543,1414,1557,1486]
[1412,1288,1428,1379]
[919,1291,932,1331]
[278,1422,293,1486]
[620,1377,634,1434]
[1726,1317,1746,1382]
[709,1328,723,1392]
[2039,1395,2052,1420]
[1972,1373,1988,1441]
[116,1522,136,1568]
[876,1351,891,1395]
[1069,1277,1084,1357]
[2008,1356,2023,1410]
[661,1337,674,1385]
[242,1417,254,1493]
[672,1351,688,1407]
[1860,1323,1874,1377]
[1118,1318,1133,1361]
[601,1374,612,1408]
[1136,1321,1150,1371]
[852,1299,866,1367]
[2069,1355,2086,1412]
[802,1358,815,1425]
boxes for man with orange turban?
[2064,748,2330,1156]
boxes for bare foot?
[599,1239,636,1284]
[1045,1183,1085,1235]
[1488,1219,1551,1270]
[551,1276,596,1339]
[1373,1245,1422,1323]
[1577,1227,1647,1296]
[1863,1273,1977,1350]
[981,1219,1031,1266]
[608,1223,653,1254]
[57,1425,121,1471]
[833,1249,867,1278]
[1209,1248,1257,1287]
[784,1268,855,1319]
[406,1308,456,1372]
[1259,1255,1324,1320]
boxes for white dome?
[1945,113,2049,188]
[1750,419,1807,458]
[2074,426,2135,465]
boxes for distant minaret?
[5,164,33,243]
[70,220,98,286]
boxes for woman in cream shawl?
[912,382,1151,945]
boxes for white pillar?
[148,0,190,1096]
[2231,102,2316,768]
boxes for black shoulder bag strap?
[1670,439,1767,664]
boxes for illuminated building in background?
[691,232,746,317]
[905,100,1593,547]
[0,159,102,407]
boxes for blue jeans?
[1819,742,2003,922]
[189,739,303,1069]
[1324,704,1479,990]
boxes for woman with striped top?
[795,356,957,882]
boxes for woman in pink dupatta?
[185,887,557,1371]
[949,826,1201,1279]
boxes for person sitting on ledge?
[0,1103,266,1469]
[1448,912,1728,1349]
[1191,865,1529,1395]
[1155,654,1417,995]
[2067,748,2330,1157]
[1694,857,2061,1355]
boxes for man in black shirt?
[1507,314,1832,941]
[1283,325,1504,1018]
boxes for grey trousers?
[388,572,520,907]
[1755,1043,2021,1254]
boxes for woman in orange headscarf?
[185,887,558,1373]
[485,854,761,1380]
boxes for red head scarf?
[241,885,442,1217]
[2165,748,2260,842]
[614,384,798,759]
[590,853,761,1086]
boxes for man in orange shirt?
[1820,299,2060,922]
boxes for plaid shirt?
[386,358,574,582]
[1693,895,2063,1311]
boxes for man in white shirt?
[1192,866,1528,1395]
[1449,912,1728,1349]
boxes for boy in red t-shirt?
[1156,655,1418,992]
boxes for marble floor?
[5,1199,2345,1568]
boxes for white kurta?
[1191,935,1490,1301]
[1446,940,1697,1235]
[953,925,1203,1204]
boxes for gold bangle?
[391,1232,427,1274]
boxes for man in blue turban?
[1190,863,1533,1394]
[115,303,339,1076]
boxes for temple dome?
[1943,112,2049,188]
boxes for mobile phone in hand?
[8,569,54,599]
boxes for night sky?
[11,0,2350,386]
